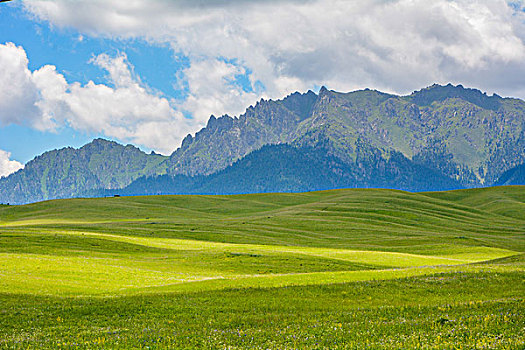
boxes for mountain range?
[1,83,524,204]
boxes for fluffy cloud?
[0,149,23,178]
[0,42,50,129]
[180,58,260,123]
[23,0,525,98]
[35,53,189,151]
[0,42,191,154]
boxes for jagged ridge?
[1,83,524,204]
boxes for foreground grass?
[0,187,524,348]
[1,271,523,349]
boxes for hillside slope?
[1,186,523,348]
[118,144,462,196]
[2,186,523,253]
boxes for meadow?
[0,186,524,348]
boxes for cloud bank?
[23,0,525,94]
[9,0,525,153]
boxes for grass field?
[0,186,524,348]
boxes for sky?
[0,0,524,177]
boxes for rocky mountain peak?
[319,86,330,95]
[410,83,502,110]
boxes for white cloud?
[0,42,192,154]
[180,58,260,123]
[0,150,24,178]
[22,0,525,99]
[0,42,51,129]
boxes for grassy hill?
[0,186,523,348]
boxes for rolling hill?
[0,186,523,348]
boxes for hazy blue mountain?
[494,163,525,186]
[0,139,167,204]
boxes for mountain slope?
[0,139,167,204]
[167,90,317,176]
[295,85,524,185]
[168,84,525,186]
[495,163,525,186]
[116,144,462,196]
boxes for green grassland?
[0,186,524,348]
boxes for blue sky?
[0,0,524,177]
[0,3,188,162]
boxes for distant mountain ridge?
[0,139,167,204]
[168,83,525,185]
[1,83,524,204]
